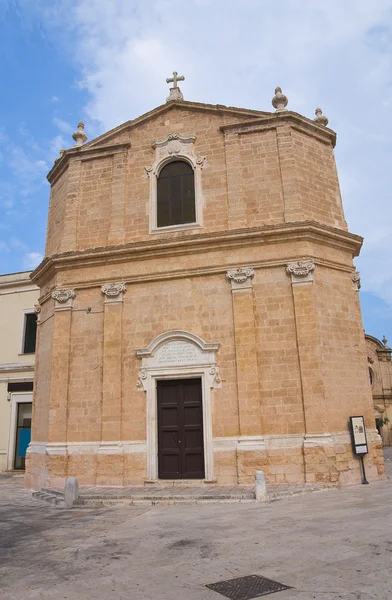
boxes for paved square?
[1,449,391,600]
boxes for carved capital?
[226,267,255,290]
[286,259,315,284]
[52,288,76,309]
[352,271,361,291]
[101,282,127,303]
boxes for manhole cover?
[206,574,291,599]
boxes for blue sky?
[1,0,392,343]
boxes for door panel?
[157,378,205,479]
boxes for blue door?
[14,403,32,470]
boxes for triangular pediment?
[82,100,270,150]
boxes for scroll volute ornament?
[226,267,255,290]
[101,282,127,303]
[286,259,315,284]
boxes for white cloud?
[52,117,73,135]
[14,0,392,308]
[22,251,43,269]
[51,95,60,102]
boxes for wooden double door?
[157,378,205,479]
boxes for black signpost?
[349,416,369,485]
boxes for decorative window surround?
[226,267,255,291]
[51,288,76,310]
[286,259,315,284]
[101,282,127,303]
[145,133,206,234]
[135,331,220,481]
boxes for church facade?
[25,83,384,490]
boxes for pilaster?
[224,132,247,229]
[108,151,127,245]
[60,159,81,252]
[44,289,75,485]
[98,282,126,484]
[100,283,126,445]
[276,126,302,223]
[287,260,328,434]
[226,267,262,438]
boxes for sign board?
[349,416,368,455]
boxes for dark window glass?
[8,382,34,392]
[157,161,196,227]
[23,313,37,354]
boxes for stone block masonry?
[25,97,384,490]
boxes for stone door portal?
[157,378,205,479]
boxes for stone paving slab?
[0,448,391,600]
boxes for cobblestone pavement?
[1,449,391,600]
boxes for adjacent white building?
[0,272,39,471]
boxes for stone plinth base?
[25,431,385,490]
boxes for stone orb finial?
[382,335,388,347]
[72,121,88,147]
[314,107,329,127]
[272,86,288,111]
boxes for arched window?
[369,367,374,387]
[157,161,196,228]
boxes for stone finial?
[72,121,88,147]
[314,107,329,127]
[166,71,185,103]
[382,335,388,347]
[54,148,66,164]
[272,87,288,111]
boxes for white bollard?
[255,470,267,502]
[64,477,79,509]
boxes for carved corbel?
[136,368,147,391]
[352,271,361,292]
[34,305,42,323]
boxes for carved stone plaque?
[155,341,201,366]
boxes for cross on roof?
[166,71,185,89]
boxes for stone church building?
[26,80,384,490]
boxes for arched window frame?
[145,133,206,234]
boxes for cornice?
[0,363,35,373]
[219,110,336,147]
[31,221,362,288]
[47,142,132,184]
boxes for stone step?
[32,491,65,507]
[80,497,256,507]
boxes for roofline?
[365,334,389,350]
[47,99,271,182]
